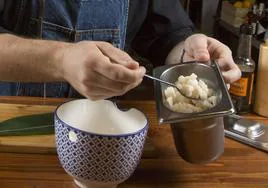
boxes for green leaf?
[0,113,54,136]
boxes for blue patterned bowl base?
[74,178,119,188]
[55,117,148,183]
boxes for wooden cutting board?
[0,102,156,156]
[0,103,57,154]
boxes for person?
[0,0,241,100]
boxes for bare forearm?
[0,34,66,82]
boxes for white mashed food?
[164,73,218,113]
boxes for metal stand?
[224,114,268,152]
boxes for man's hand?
[183,34,241,83]
[0,34,144,99]
[56,41,145,100]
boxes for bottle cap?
[259,3,265,11]
[240,24,254,35]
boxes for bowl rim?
[54,99,149,137]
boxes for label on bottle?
[229,78,248,96]
[229,72,254,114]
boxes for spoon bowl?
[144,74,201,101]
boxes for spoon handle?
[144,74,177,88]
[144,74,201,101]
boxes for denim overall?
[0,0,129,97]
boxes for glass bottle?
[229,24,256,114]
[247,4,258,35]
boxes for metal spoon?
[144,74,201,100]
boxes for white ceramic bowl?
[54,99,148,188]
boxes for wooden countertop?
[0,96,268,188]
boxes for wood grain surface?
[0,97,268,188]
